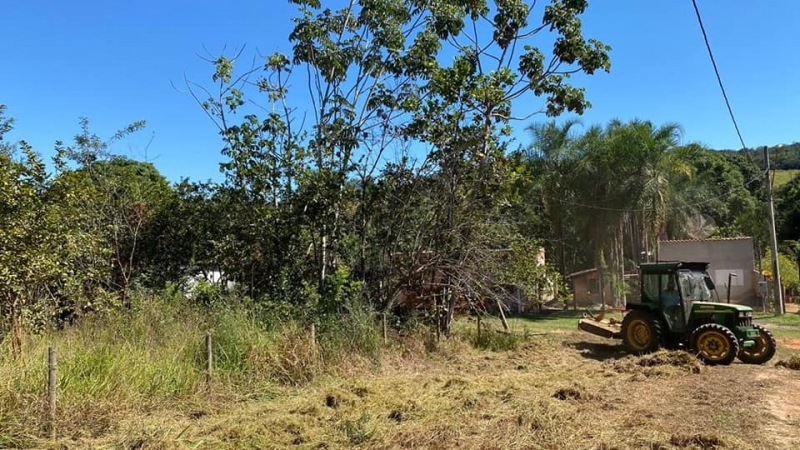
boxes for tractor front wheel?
[621,310,661,354]
[737,325,777,365]
[692,324,739,366]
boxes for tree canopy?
[2,0,798,349]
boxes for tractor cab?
[637,261,717,334]
[578,261,777,366]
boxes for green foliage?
[720,143,800,170]
[0,118,77,352]
[521,119,704,305]
[762,252,800,295]
[501,238,561,303]
[341,412,375,445]
[180,0,612,334]
[777,175,800,242]
[0,295,204,440]
[53,135,175,300]
[189,279,227,308]
[467,327,528,352]
[681,150,767,253]
[0,291,388,440]
[773,169,800,188]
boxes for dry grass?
[3,309,800,449]
[775,356,800,370]
[33,338,794,449]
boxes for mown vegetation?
[2,0,800,447]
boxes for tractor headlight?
[739,311,753,318]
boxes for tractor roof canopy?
[640,261,710,274]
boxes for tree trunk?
[319,231,327,294]
[618,224,625,308]
[496,297,510,332]
[444,286,456,337]
[596,251,606,309]
[556,212,567,279]
[10,294,24,359]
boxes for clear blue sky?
[2,1,798,183]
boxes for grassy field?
[2,305,800,449]
[773,169,800,188]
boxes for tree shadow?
[563,340,629,361]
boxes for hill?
[718,143,800,170]
[774,169,800,188]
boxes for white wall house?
[658,237,758,305]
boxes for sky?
[2,1,799,183]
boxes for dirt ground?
[63,327,800,450]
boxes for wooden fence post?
[311,323,317,357]
[47,346,56,440]
[477,314,482,339]
[434,294,440,342]
[205,331,212,395]
[382,313,388,346]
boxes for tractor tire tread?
[691,323,739,366]
[621,309,661,354]
[737,324,777,365]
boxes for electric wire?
[539,172,763,213]
[529,1,767,214]
[690,0,748,151]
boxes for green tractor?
[578,261,776,365]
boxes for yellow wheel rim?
[697,330,731,362]
[626,318,651,350]
[741,332,767,358]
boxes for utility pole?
[764,146,785,314]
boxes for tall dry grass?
[0,292,384,447]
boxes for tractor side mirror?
[704,276,715,290]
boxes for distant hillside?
[717,142,800,170]
[774,169,800,188]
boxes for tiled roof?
[660,236,752,243]
[566,268,598,278]
[567,268,638,279]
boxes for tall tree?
[524,119,582,278]
[53,119,173,306]
[189,0,611,325]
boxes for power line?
[540,173,763,213]
[690,0,748,151]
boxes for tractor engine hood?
[692,302,753,313]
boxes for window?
[642,273,660,303]
[642,273,675,303]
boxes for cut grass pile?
[606,350,704,379]
[90,336,774,450]
[775,356,800,370]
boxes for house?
[567,268,633,309]
[184,270,236,297]
[657,236,759,306]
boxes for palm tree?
[524,119,701,307]
[571,120,700,305]
[619,120,699,260]
[524,119,582,278]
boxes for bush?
[0,287,388,443]
[466,328,528,351]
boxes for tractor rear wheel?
[691,324,739,366]
[737,325,777,365]
[621,310,661,354]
